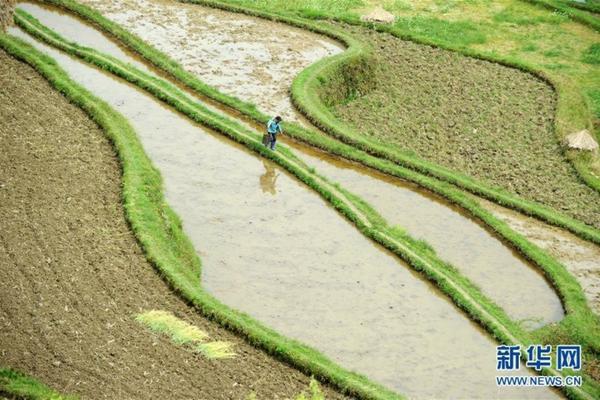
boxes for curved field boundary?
[0,34,404,400]
[172,0,600,243]
[25,0,600,363]
[13,12,600,399]
[37,0,600,247]
[25,0,600,357]
[521,0,600,30]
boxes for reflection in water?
[9,5,560,397]
[259,160,279,195]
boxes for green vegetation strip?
[0,31,403,400]
[179,0,600,240]
[13,12,600,398]
[521,0,600,31]
[37,0,600,247]
[0,368,74,400]
[26,0,600,362]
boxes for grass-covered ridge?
[36,0,600,248]
[0,32,402,400]
[185,0,600,231]
[327,23,600,228]
[13,10,600,398]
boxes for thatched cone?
[360,7,396,24]
[0,0,15,30]
[564,129,599,151]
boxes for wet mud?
[480,198,600,315]
[285,140,565,328]
[0,47,348,400]
[32,0,567,327]
[10,21,560,399]
[79,0,343,122]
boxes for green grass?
[0,368,75,400]
[582,42,600,64]
[393,16,487,46]
[12,10,600,398]
[159,0,600,234]
[0,30,402,400]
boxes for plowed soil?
[0,49,347,400]
[331,24,600,229]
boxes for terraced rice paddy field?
[0,0,599,399]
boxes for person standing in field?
[265,115,283,150]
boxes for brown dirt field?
[330,24,600,229]
[0,0,15,29]
[0,49,348,400]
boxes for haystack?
[360,7,396,24]
[564,129,599,151]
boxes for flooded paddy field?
[9,7,561,397]
[8,0,600,397]
[46,0,568,327]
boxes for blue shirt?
[267,119,282,135]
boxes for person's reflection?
[259,160,279,195]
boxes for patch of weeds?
[136,310,236,359]
[543,48,563,57]
[428,0,459,14]
[386,0,413,12]
[543,62,569,69]
[581,43,600,65]
[522,43,539,52]
[296,378,326,400]
[493,5,567,25]
[586,89,600,119]
[394,16,487,46]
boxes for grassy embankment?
[0,32,404,400]
[210,0,600,200]
[24,0,600,386]
[523,0,600,22]
[170,0,600,233]
[13,9,600,398]
[40,0,600,248]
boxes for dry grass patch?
[136,310,236,359]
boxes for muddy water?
[78,0,342,123]
[17,2,150,71]
[12,26,561,399]
[480,198,600,315]
[285,141,565,328]
[24,0,567,328]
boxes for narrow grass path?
[0,31,402,400]
[11,10,600,399]
[174,0,600,243]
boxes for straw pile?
[360,7,396,24]
[564,129,599,151]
